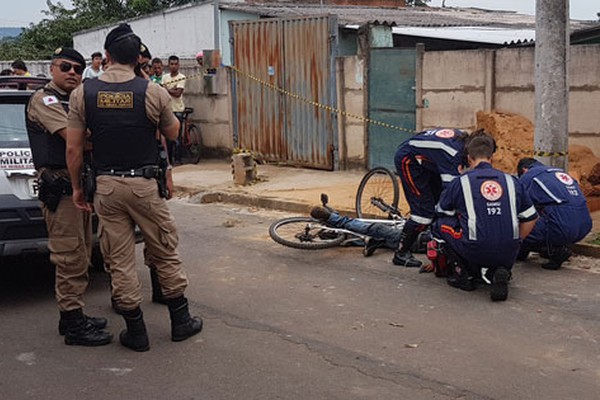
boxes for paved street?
[1,200,599,400]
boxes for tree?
[0,0,195,60]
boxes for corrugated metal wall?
[230,16,338,170]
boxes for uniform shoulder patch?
[480,180,503,201]
[435,129,455,139]
[554,172,573,185]
[42,95,59,106]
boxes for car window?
[0,101,29,148]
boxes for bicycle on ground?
[269,167,424,256]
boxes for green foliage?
[0,0,195,60]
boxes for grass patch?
[586,233,600,246]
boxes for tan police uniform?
[27,81,92,311]
[68,64,188,311]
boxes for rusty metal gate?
[230,16,339,170]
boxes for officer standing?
[392,128,469,267]
[26,47,112,346]
[516,158,592,270]
[433,131,538,301]
[66,24,202,352]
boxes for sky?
[0,0,598,27]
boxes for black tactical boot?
[59,312,107,335]
[119,307,150,352]
[61,309,113,347]
[446,262,476,292]
[490,267,509,301]
[542,246,572,270]
[392,221,424,267]
[150,267,167,305]
[392,250,423,267]
[111,297,124,315]
[167,296,203,342]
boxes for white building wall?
[73,3,215,61]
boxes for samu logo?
[555,172,574,185]
[434,129,455,139]
[480,180,503,201]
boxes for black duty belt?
[96,166,159,178]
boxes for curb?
[187,190,356,215]
[571,242,600,258]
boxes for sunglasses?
[54,61,84,75]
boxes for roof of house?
[220,2,594,31]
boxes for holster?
[156,140,169,199]
[38,169,72,212]
[82,162,96,203]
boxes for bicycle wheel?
[269,217,345,250]
[355,167,399,219]
[180,124,202,164]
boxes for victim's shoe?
[310,206,331,222]
[363,237,386,257]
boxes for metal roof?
[342,24,536,46]
[392,26,535,46]
[220,2,594,31]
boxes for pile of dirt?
[476,111,600,198]
[476,111,535,174]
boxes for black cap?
[140,43,151,59]
[104,23,136,50]
[51,47,85,66]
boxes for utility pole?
[534,0,570,169]
[214,0,220,50]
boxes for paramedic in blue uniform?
[516,158,592,270]
[433,132,538,301]
[392,128,468,268]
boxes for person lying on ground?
[310,206,428,256]
[516,157,592,270]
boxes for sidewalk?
[172,159,600,259]
[172,159,364,214]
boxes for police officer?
[26,47,112,346]
[392,128,469,267]
[66,24,202,352]
[433,131,538,301]
[516,158,592,270]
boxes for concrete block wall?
[421,44,600,155]
[179,61,232,157]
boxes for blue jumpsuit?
[394,128,467,225]
[434,162,538,272]
[520,162,592,249]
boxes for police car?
[0,76,119,267]
[0,76,49,258]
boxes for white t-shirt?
[162,72,186,112]
[83,66,103,80]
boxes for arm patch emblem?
[42,95,59,106]
[97,91,134,109]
